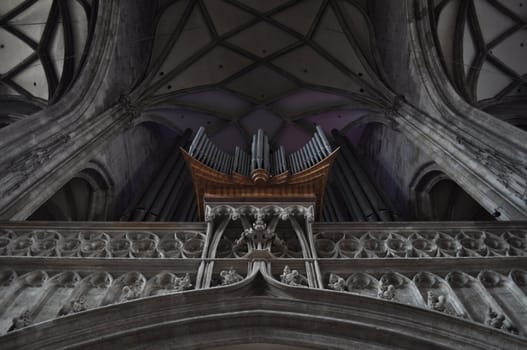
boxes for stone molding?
[0,267,526,350]
[0,220,526,345]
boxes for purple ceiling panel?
[209,124,247,152]
[240,109,283,140]
[306,109,368,136]
[270,89,350,117]
[171,89,252,117]
[146,107,218,133]
[274,122,311,152]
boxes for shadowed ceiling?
[137,0,395,152]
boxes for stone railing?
[313,227,526,258]
[0,228,206,258]
[0,220,526,339]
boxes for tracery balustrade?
[0,206,526,339]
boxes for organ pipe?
[186,126,333,176]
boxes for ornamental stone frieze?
[1,219,526,347]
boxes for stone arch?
[27,163,113,221]
[410,163,494,220]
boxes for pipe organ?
[182,126,339,220]
[188,126,333,177]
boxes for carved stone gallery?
[0,0,527,349]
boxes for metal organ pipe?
[189,127,205,156]
[279,146,286,173]
[256,129,264,169]
[145,156,186,221]
[332,130,394,221]
[233,147,240,173]
[202,140,213,167]
[313,133,326,158]
[327,184,347,221]
[310,139,321,162]
[292,153,300,173]
[131,126,343,222]
[131,129,191,221]
[300,147,309,169]
[263,135,270,171]
[186,125,334,192]
[211,147,219,170]
[316,125,332,154]
[307,140,317,165]
[158,161,189,221]
[251,135,257,171]
[333,160,364,221]
[193,132,206,161]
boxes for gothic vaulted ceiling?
[0,0,97,127]
[137,0,394,152]
[432,0,527,130]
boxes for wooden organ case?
[181,126,339,220]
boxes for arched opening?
[411,167,495,221]
[27,166,112,221]
[28,178,95,221]
[428,179,495,221]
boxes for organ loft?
[0,1,526,349]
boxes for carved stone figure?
[70,295,90,313]
[236,216,275,251]
[9,310,33,331]
[119,279,144,302]
[280,265,307,287]
[486,308,518,334]
[377,281,395,300]
[149,273,192,295]
[328,273,346,291]
[174,273,192,292]
[427,291,446,312]
[220,268,244,286]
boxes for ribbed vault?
[432,0,527,130]
[0,0,98,126]
[135,0,395,152]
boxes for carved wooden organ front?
[182,125,339,220]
